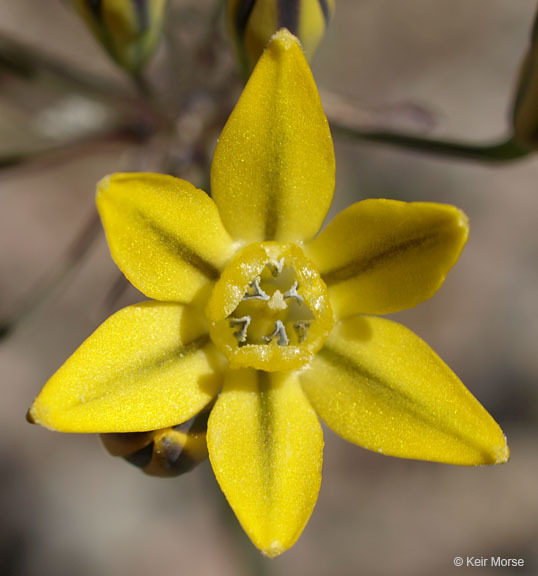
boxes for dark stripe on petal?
[264,195,278,241]
[133,0,149,32]
[321,231,444,285]
[257,371,274,486]
[151,430,207,476]
[87,0,102,19]
[318,0,331,26]
[319,346,432,422]
[125,442,154,469]
[156,435,201,474]
[75,334,210,407]
[278,0,300,33]
[139,334,210,379]
[139,211,221,280]
[318,346,493,460]
[235,0,257,41]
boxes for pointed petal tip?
[26,304,221,433]
[211,24,334,243]
[25,407,36,424]
[96,173,114,195]
[493,439,510,465]
[261,541,286,558]
[97,173,148,198]
[96,173,168,195]
[270,28,302,52]
[455,207,469,238]
[473,435,510,466]
[26,401,57,431]
[26,402,58,431]
[208,371,322,557]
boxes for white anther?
[294,321,311,344]
[242,276,269,301]
[266,258,285,277]
[229,316,251,345]
[263,320,289,346]
[283,280,303,304]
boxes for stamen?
[293,321,311,344]
[263,320,289,346]
[229,316,251,345]
[266,258,285,277]
[283,280,303,304]
[242,276,269,301]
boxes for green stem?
[207,0,227,41]
[0,127,143,171]
[332,124,530,164]
[131,72,153,100]
[0,32,133,102]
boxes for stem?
[132,72,153,100]
[206,0,227,41]
[332,124,530,164]
[0,210,101,340]
[0,32,133,102]
[129,69,174,131]
[0,127,142,172]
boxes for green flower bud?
[512,9,538,150]
[228,0,335,74]
[72,0,167,74]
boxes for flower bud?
[512,9,538,150]
[228,0,335,73]
[101,404,211,477]
[72,0,167,74]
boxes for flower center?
[206,242,333,371]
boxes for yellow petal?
[97,173,235,305]
[207,368,323,557]
[28,302,224,433]
[305,199,468,318]
[301,316,509,465]
[211,29,335,243]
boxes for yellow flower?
[72,0,167,74]
[228,0,335,73]
[28,30,508,557]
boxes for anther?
[242,276,269,301]
[283,280,303,304]
[229,316,251,345]
[293,321,311,344]
[263,320,289,346]
[266,258,285,277]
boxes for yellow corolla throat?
[206,242,333,371]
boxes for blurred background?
[1,1,537,575]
